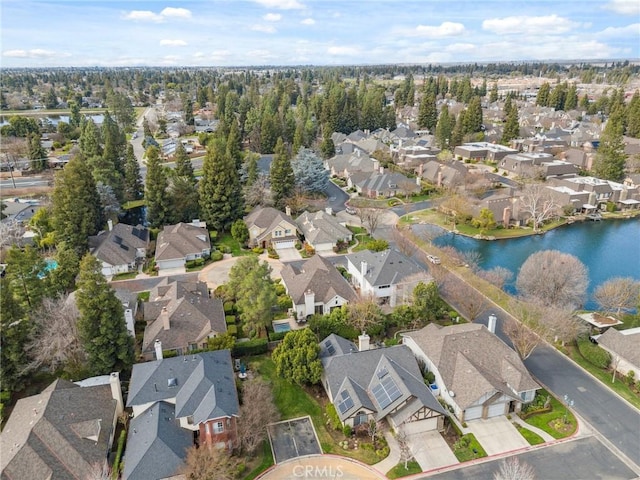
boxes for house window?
[285,229,291,235]
[214,421,224,433]
[274,230,282,237]
[354,411,368,426]
[314,305,324,315]
[378,285,390,289]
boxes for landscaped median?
[519,389,577,440]
[386,460,421,479]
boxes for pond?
[413,217,640,310]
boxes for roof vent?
[168,378,178,388]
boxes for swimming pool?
[38,258,58,279]
[272,321,291,333]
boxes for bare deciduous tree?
[245,174,270,207]
[462,250,483,272]
[347,294,385,333]
[439,195,472,231]
[396,431,414,470]
[392,228,416,258]
[446,283,486,322]
[593,277,640,315]
[237,379,279,456]
[366,419,383,449]
[503,317,542,360]
[479,266,513,290]
[362,208,383,235]
[180,445,240,480]
[25,295,86,374]
[518,184,558,232]
[516,250,588,310]
[493,457,536,480]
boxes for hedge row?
[232,338,268,357]
[225,315,236,325]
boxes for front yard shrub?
[232,338,268,357]
[343,425,352,437]
[225,315,236,325]
[267,247,279,259]
[252,246,264,254]
[277,296,292,310]
[210,250,223,261]
[224,302,235,314]
[268,330,288,342]
[274,283,286,296]
[326,403,341,431]
[227,325,238,336]
[577,336,611,369]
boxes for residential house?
[325,150,378,179]
[319,334,446,434]
[595,327,640,377]
[499,153,578,179]
[280,255,357,320]
[454,142,518,162]
[549,176,640,211]
[354,168,420,199]
[245,206,299,250]
[418,160,467,190]
[154,221,211,272]
[346,249,429,307]
[296,210,353,254]
[142,279,226,359]
[124,350,239,480]
[403,323,539,422]
[114,288,139,337]
[90,221,149,277]
[1,373,123,480]
[559,145,596,170]
[1,198,42,226]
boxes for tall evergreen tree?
[463,96,483,134]
[626,91,640,138]
[145,146,169,228]
[123,144,144,201]
[417,93,437,131]
[79,118,102,158]
[489,83,499,103]
[270,138,295,210]
[565,83,579,110]
[174,141,195,183]
[536,82,551,107]
[184,97,195,126]
[28,132,48,172]
[0,277,30,395]
[593,106,627,181]
[5,245,48,310]
[76,254,134,375]
[169,176,200,224]
[502,103,520,144]
[292,147,329,195]
[52,154,103,253]
[435,104,453,149]
[199,137,244,232]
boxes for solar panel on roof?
[337,390,355,415]
[377,367,388,379]
[382,376,402,403]
[325,341,335,355]
[372,376,402,410]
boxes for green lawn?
[566,345,640,409]
[242,440,274,480]
[521,389,577,439]
[111,271,138,281]
[215,233,251,257]
[513,423,545,445]
[251,356,381,465]
[387,460,422,478]
[453,433,487,462]
[122,199,146,210]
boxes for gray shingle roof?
[346,249,425,287]
[319,334,358,365]
[597,327,640,370]
[280,255,357,307]
[244,206,298,244]
[127,350,239,423]
[404,323,539,410]
[142,280,226,354]
[122,401,192,480]
[321,337,445,423]
[296,210,352,247]
[92,223,149,267]
[155,223,211,262]
[1,380,116,480]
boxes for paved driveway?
[407,430,458,471]
[267,416,322,464]
[465,416,528,456]
[276,247,302,261]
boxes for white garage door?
[274,240,295,249]
[487,402,506,418]
[464,405,483,421]
[158,259,185,270]
[402,417,438,435]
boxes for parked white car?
[426,254,441,265]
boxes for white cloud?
[210,50,231,60]
[193,52,205,58]
[251,24,277,33]
[160,7,192,19]
[445,43,476,53]
[414,22,466,38]
[252,0,304,9]
[160,39,188,47]
[122,7,192,22]
[597,23,640,38]
[327,46,361,56]
[300,18,315,25]
[264,13,282,21]
[603,0,640,15]
[3,48,67,58]
[482,15,580,35]
[247,49,277,60]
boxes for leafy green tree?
[245,152,259,187]
[593,106,627,181]
[412,281,441,322]
[5,245,48,310]
[76,254,134,375]
[272,328,323,386]
[207,332,236,351]
[0,277,30,395]
[52,154,103,253]
[270,137,295,210]
[45,87,58,109]
[260,113,279,154]
[472,208,497,234]
[174,141,195,183]
[231,219,249,246]
[227,256,277,337]
[143,118,152,138]
[463,96,483,134]
[417,92,437,131]
[2,116,39,137]
[549,82,568,111]
[106,91,135,129]
[292,147,328,195]
[29,206,55,251]
[47,242,80,295]
[308,308,359,340]
[123,144,144,201]
[28,132,48,172]
[199,136,244,232]
[184,97,194,126]
[489,83,499,103]
[69,100,82,128]
[626,91,640,138]
[145,146,169,228]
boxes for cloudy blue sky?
[2,0,639,67]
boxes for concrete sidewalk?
[512,416,556,442]
[371,430,400,476]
